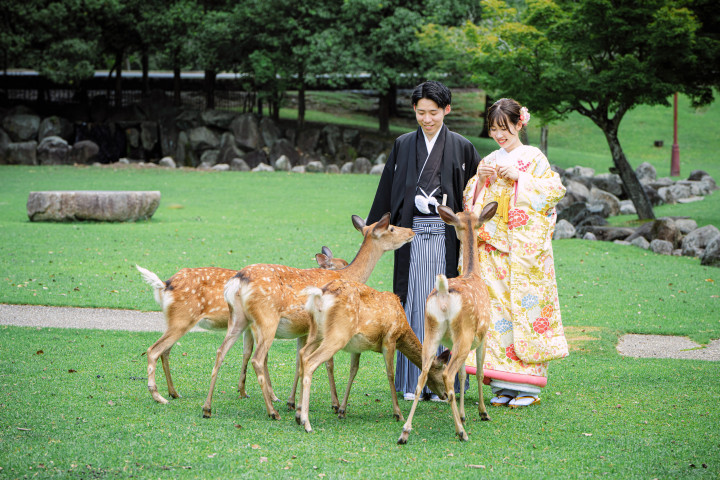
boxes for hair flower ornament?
[519,106,531,125]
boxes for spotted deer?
[295,279,448,433]
[398,202,498,444]
[135,247,347,404]
[201,213,414,420]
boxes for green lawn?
[1,93,719,478]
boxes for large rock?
[201,109,236,130]
[269,138,299,166]
[650,218,682,248]
[681,224,720,257]
[230,113,261,151]
[575,226,635,242]
[297,128,321,154]
[27,191,161,222]
[321,125,341,156]
[589,186,621,217]
[187,126,220,152]
[38,116,74,142]
[217,132,244,165]
[37,136,71,165]
[259,117,281,147]
[650,239,673,255]
[591,173,624,197]
[69,140,100,165]
[701,237,720,267]
[635,162,657,184]
[553,219,576,240]
[140,121,159,152]
[564,180,591,203]
[2,108,40,141]
[354,157,372,174]
[4,141,37,165]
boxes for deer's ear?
[352,215,367,232]
[479,202,498,222]
[372,212,390,233]
[437,205,458,225]
[321,246,332,258]
[315,253,330,268]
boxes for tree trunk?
[603,128,655,220]
[115,51,123,108]
[298,83,306,131]
[378,90,390,135]
[257,97,263,117]
[388,84,397,117]
[204,69,216,110]
[480,94,493,138]
[141,49,150,97]
[173,65,181,106]
[539,126,548,157]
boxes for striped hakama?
[395,216,446,396]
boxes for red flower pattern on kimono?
[506,344,519,361]
[533,317,550,334]
[508,209,529,230]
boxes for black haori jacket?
[367,125,481,303]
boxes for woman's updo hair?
[487,98,529,132]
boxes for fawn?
[296,279,448,433]
[398,201,498,444]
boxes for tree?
[423,0,720,220]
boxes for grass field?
[1,92,719,479]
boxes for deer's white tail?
[224,276,242,306]
[434,274,450,313]
[303,287,324,317]
[136,265,166,306]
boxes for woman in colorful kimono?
[462,98,568,408]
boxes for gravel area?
[0,303,202,333]
[1,304,718,361]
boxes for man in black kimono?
[367,81,481,400]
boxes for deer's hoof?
[202,408,212,419]
[480,412,491,422]
[287,401,295,410]
[269,412,281,421]
[457,430,469,442]
[331,405,339,413]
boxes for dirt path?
[1,304,718,360]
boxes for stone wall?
[0,94,393,174]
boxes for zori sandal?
[490,394,514,407]
[508,395,541,408]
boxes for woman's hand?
[497,164,519,181]
[478,164,497,184]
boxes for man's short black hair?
[411,81,452,109]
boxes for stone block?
[27,191,161,222]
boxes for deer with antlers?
[398,201,498,444]
[296,279,448,433]
[201,213,415,420]
[135,247,347,405]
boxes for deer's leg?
[202,308,247,419]
[325,356,339,413]
[337,353,360,419]
[237,329,253,398]
[289,337,307,410]
[445,337,473,442]
[399,328,442,445]
[248,319,281,420]
[475,335,490,421]
[382,343,403,422]
[146,322,193,404]
[299,340,340,433]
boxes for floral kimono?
[462,145,568,388]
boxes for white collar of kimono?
[496,144,529,166]
[422,128,440,160]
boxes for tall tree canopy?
[422,0,720,219]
